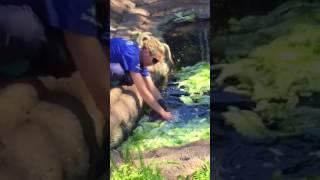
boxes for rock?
[120,13,150,28]
[128,8,150,16]
[111,0,210,37]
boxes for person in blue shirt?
[110,37,173,121]
[0,0,108,118]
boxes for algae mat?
[213,1,320,179]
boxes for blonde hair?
[131,32,174,64]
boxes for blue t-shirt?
[1,0,100,37]
[110,37,150,77]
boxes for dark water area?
[163,21,210,69]
[213,91,255,111]
[151,82,210,123]
[212,85,320,179]
[161,21,212,126]
[212,87,320,179]
[212,110,320,180]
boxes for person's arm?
[143,76,162,100]
[130,72,172,120]
[64,31,109,118]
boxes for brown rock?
[121,13,151,28]
[128,7,151,17]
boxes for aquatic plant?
[216,24,320,100]
[176,62,210,104]
[215,12,320,137]
[120,116,210,153]
[214,0,320,60]
[173,11,197,23]
[222,107,273,138]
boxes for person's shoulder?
[111,37,135,43]
[111,37,125,42]
[112,37,138,48]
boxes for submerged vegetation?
[215,0,320,138]
[120,115,210,153]
[212,1,320,179]
[176,62,210,105]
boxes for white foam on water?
[170,109,181,123]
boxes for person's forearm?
[64,32,109,117]
[139,88,166,114]
[152,87,162,100]
[148,84,162,100]
[131,73,165,115]
[144,77,162,100]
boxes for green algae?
[215,1,320,138]
[119,116,210,153]
[214,0,320,59]
[176,62,210,104]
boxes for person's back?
[110,37,151,85]
[110,37,139,64]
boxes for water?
[150,83,210,123]
[213,115,320,179]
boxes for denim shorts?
[0,5,74,77]
[0,5,46,64]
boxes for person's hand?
[160,111,173,121]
